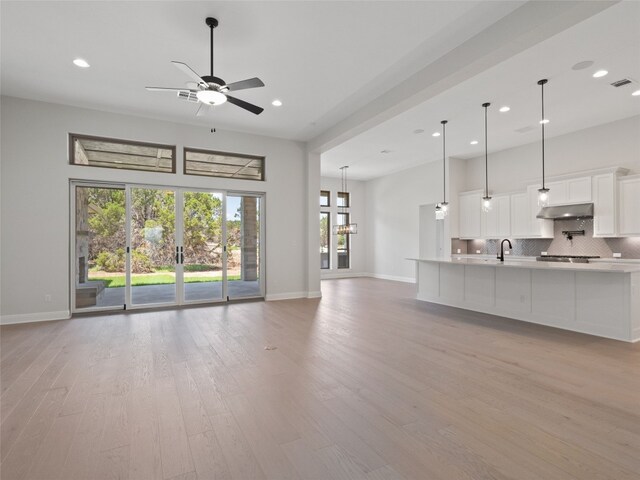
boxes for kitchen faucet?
[498,238,512,262]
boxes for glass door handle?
[175,246,180,264]
[180,246,184,264]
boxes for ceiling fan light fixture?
[196,90,227,106]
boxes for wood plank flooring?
[1,277,639,480]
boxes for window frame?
[69,133,176,173]
[320,211,331,270]
[183,147,266,181]
[337,191,350,208]
[336,211,350,269]
[320,190,331,207]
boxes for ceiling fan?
[146,17,265,115]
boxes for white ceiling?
[322,1,640,180]
[0,0,523,141]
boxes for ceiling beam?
[307,0,618,155]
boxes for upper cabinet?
[525,185,554,238]
[546,177,592,205]
[481,194,510,239]
[593,173,617,237]
[458,191,482,239]
[619,175,640,236]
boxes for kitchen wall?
[1,96,314,324]
[320,176,367,277]
[465,115,640,193]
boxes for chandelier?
[333,166,358,235]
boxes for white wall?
[319,176,367,277]
[465,115,640,193]
[365,160,447,282]
[0,96,314,323]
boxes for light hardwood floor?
[2,278,640,480]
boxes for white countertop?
[408,256,640,273]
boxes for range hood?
[536,203,594,220]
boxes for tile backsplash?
[454,219,640,259]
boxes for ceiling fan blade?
[225,95,264,115]
[172,61,208,87]
[146,86,196,92]
[196,103,212,117]
[224,77,265,92]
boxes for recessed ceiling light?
[271,99,282,107]
[572,60,594,71]
[73,58,90,68]
[470,140,479,145]
[413,129,424,134]
[632,89,640,96]
[499,106,510,113]
[432,132,440,137]
[593,70,608,78]
[540,119,550,124]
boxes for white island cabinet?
[411,257,640,342]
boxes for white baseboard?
[1,310,71,326]
[366,273,416,284]
[321,271,368,280]
[307,291,322,299]
[265,291,308,301]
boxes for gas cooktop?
[536,255,600,263]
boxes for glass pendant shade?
[538,188,550,207]
[482,196,493,212]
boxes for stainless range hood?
[536,203,594,220]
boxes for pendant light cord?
[210,23,214,77]
[483,103,490,197]
[442,121,446,203]
[541,80,546,190]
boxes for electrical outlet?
[476,250,481,254]
[505,250,510,255]
[44,294,51,302]
[613,252,622,258]
[456,249,461,254]
[541,251,548,256]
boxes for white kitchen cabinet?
[546,177,591,206]
[593,173,617,237]
[510,192,529,238]
[458,191,482,239]
[526,185,554,238]
[481,194,510,239]
[619,175,640,235]
[567,177,592,203]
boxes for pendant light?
[537,79,550,206]
[333,166,358,235]
[435,120,449,220]
[481,102,492,212]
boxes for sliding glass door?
[71,182,264,313]
[73,184,126,311]
[129,186,177,307]
[181,190,225,303]
[226,194,263,300]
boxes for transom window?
[337,192,350,207]
[320,190,330,207]
[70,134,175,173]
[184,148,265,181]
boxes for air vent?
[177,91,198,102]
[610,78,633,88]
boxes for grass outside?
[89,273,242,288]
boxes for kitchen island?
[410,257,640,342]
